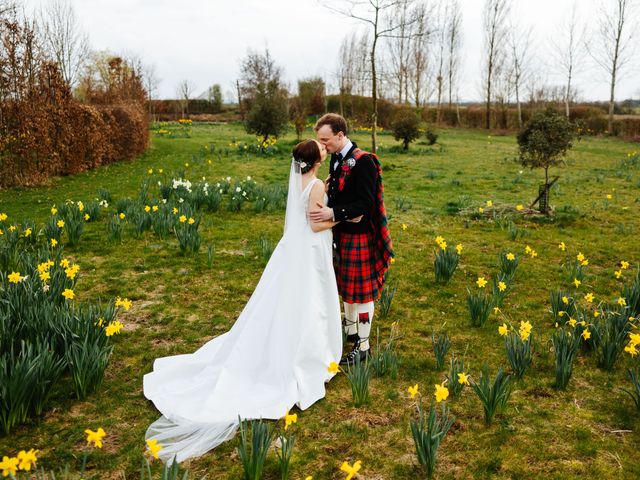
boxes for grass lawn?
[1,123,639,479]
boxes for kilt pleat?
[334,231,379,304]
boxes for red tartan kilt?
[334,231,379,304]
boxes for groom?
[311,113,394,365]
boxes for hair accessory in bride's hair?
[299,162,307,169]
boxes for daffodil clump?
[0,231,131,432]
[470,364,512,425]
[409,379,455,479]
[467,276,494,327]
[433,236,461,284]
[552,326,581,389]
[500,320,534,379]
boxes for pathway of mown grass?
[1,124,639,479]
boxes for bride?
[143,139,347,462]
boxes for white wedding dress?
[143,161,342,463]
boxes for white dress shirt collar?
[338,139,353,159]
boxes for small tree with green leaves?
[392,109,421,150]
[516,108,575,213]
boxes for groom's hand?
[309,202,334,222]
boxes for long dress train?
[143,171,342,463]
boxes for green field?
[1,123,639,479]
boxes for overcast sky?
[22,0,640,102]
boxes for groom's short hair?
[314,113,348,136]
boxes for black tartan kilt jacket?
[326,141,378,235]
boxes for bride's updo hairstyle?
[292,140,321,174]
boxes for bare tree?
[587,0,636,133]
[177,79,195,118]
[549,2,585,118]
[433,1,447,125]
[446,0,462,110]
[407,3,435,108]
[39,0,89,88]
[142,62,160,118]
[323,0,422,152]
[385,0,413,103]
[481,0,510,130]
[507,23,533,128]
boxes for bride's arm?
[309,182,338,233]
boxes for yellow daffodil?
[408,384,419,398]
[188,217,195,225]
[390,257,396,264]
[0,456,19,477]
[594,310,601,318]
[562,296,569,305]
[606,194,612,199]
[146,439,163,459]
[119,213,126,220]
[328,362,340,374]
[558,241,566,251]
[558,311,565,317]
[51,238,58,247]
[435,236,444,245]
[476,277,487,288]
[580,259,588,266]
[152,205,159,212]
[486,200,493,207]
[498,281,507,292]
[401,223,407,231]
[51,207,58,215]
[457,372,470,385]
[621,260,630,270]
[340,460,361,480]
[439,241,447,249]
[62,288,75,300]
[284,410,297,430]
[60,259,70,268]
[57,220,65,228]
[573,278,581,288]
[615,270,622,279]
[530,250,538,258]
[39,271,50,282]
[584,293,594,303]
[577,252,585,262]
[524,245,532,254]
[148,168,153,174]
[519,321,533,341]
[17,449,38,471]
[144,205,151,212]
[456,244,463,255]
[478,207,484,213]
[179,215,187,223]
[506,253,515,261]
[24,228,32,237]
[85,427,106,448]
[84,214,90,221]
[8,271,22,283]
[434,383,449,403]
[568,317,577,328]
[0,213,6,221]
[516,204,524,211]
[618,297,627,307]
[625,343,638,356]
[493,306,500,314]
[582,329,591,340]
[105,320,124,336]
[115,296,133,311]
[8,225,15,232]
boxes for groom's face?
[316,125,344,154]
